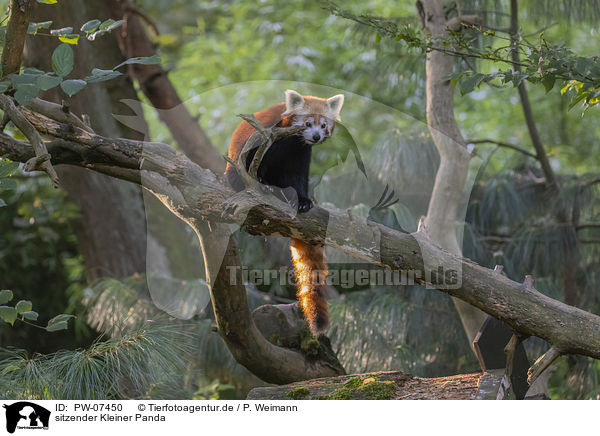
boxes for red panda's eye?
[305,121,311,127]
[321,123,326,128]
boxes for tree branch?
[2,97,600,364]
[467,138,537,159]
[0,95,59,186]
[527,346,562,385]
[576,222,600,232]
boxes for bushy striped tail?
[289,238,328,334]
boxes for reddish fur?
[290,239,328,333]
[226,102,287,172]
[225,96,332,334]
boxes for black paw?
[298,197,314,213]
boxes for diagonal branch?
[1,97,600,365]
[527,346,562,386]
[0,95,59,186]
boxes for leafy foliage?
[326,2,600,111]
[7,41,160,104]
[0,170,88,354]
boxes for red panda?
[225,89,344,334]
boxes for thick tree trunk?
[105,0,224,174]
[24,0,147,280]
[418,0,487,343]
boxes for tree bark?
[247,371,495,400]
[418,0,487,343]
[1,0,31,77]
[2,110,599,366]
[105,0,225,174]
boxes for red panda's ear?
[327,94,344,121]
[283,89,305,115]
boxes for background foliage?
[0,0,599,399]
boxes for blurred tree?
[24,0,147,281]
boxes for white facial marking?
[292,115,334,144]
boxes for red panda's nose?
[312,133,321,142]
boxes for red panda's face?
[282,89,344,145]
[290,114,335,145]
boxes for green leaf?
[0,161,19,178]
[81,19,101,33]
[60,79,86,96]
[114,54,161,70]
[15,300,32,314]
[575,58,593,77]
[51,43,74,77]
[542,76,555,93]
[0,290,13,304]
[99,19,116,30]
[37,73,62,91]
[46,321,68,332]
[106,19,125,31]
[23,67,45,75]
[28,20,52,35]
[48,313,75,325]
[14,83,39,105]
[59,34,80,45]
[84,68,122,83]
[569,93,586,110]
[88,20,124,40]
[0,307,17,325]
[46,314,74,332]
[9,73,39,87]
[459,73,485,95]
[0,198,6,208]
[50,27,73,36]
[442,72,463,82]
[21,311,39,321]
[0,179,17,190]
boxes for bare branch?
[467,138,537,159]
[576,222,600,232]
[0,95,59,186]
[26,98,93,133]
[527,347,562,385]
